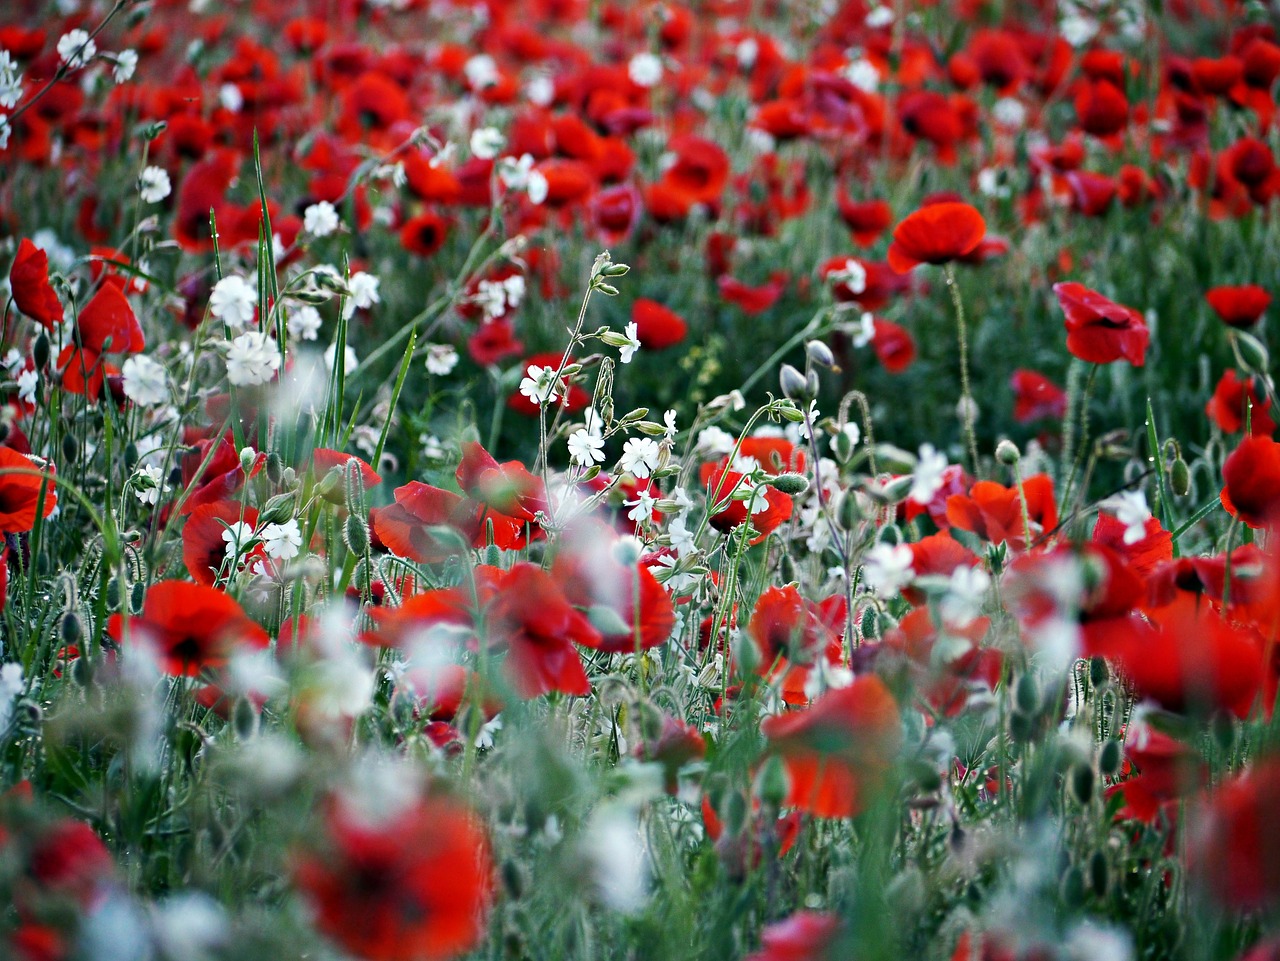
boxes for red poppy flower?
[837,195,892,246]
[747,585,842,668]
[1207,370,1275,436]
[887,202,986,273]
[630,299,688,350]
[761,675,901,818]
[1074,79,1129,137]
[294,795,493,961]
[882,607,999,717]
[76,283,145,355]
[1206,284,1271,328]
[312,448,382,493]
[467,319,524,366]
[399,211,449,258]
[717,273,786,314]
[456,441,547,523]
[744,912,842,961]
[107,581,269,676]
[370,482,525,560]
[1010,369,1067,422]
[9,239,64,329]
[0,447,57,533]
[1190,759,1280,910]
[871,318,917,373]
[945,475,1058,551]
[1091,512,1172,578]
[1052,282,1150,366]
[182,501,261,585]
[700,464,793,543]
[1222,435,1280,528]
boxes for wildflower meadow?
[2,0,1280,958]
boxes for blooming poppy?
[630,299,688,350]
[0,447,57,533]
[1052,281,1150,366]
[294,795,493,961]
[107,580,269,676]
[887,202,986,273]
[1206,284,1271,328]
[1206,370,1275,436]
[182,501,261,585]
[882,608,999,718]
[1222,435,1280,528]
[945,475,1058,551]
[1010,369,1067,422]
[744,912,842,961]
[760,675,901,818]
[700,464,793,543]
[9,239,64,329]
[1190,759,1280,910]
[871,318,917,373]
[399,211,449,258]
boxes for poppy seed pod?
[769,473,810,496]
[1098,740,1122,777]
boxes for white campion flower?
[424,343,459,376]
[525,73,555,106]
[261,519,302,561]
[222,521,255,558]
[518,364,560,406]
[498,153,535,193]
[568,428,605,466]
[288,305,322,341]
[940,566,992,626]
[464,54,498,90]
[625,488,657,524]
[618,322,641,364]
[209,275,257,328]
[993,97,1027,129]
[341,271,380,319]
[662,409,678,439]
[619,437,661,478]
[112,49,137,83]
[864,4,894,27]
[1103,490,1152,544]
[0,662,22,732]
[845,58,879,93]
[628,52,663,88]
[469,126,505,160]
[303,201,340,237]
[862,542,914,596]
[0,115,12,151]
[138,165,171,203]
[132,465,170,506]
[910,443,948,504]
[829,258,867,294]
[695,425,735,458]
[219,82,244,113]
[16,368,36,406]
[527,170,549,205]
[57,30,96,69]
[0,51,23,109]
[225,331,280,386]
[121,355,168,406]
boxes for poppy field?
[4,0,1280,958]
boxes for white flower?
[910,443,948,504]
[222,521,256,559]
[1103,490,1151,545]
[303,201,340,238]
[342,271,380,319]
[736,38,759,69]
[628,52,663,88]
[0,51,23,109]
[844,59,879,93]
[618,322,641,364]
[324,342,358,373]
[225,331,280,386]
[862,542,914,596]
[121,355,168,406]
[568,428,605,466]
[525,74,555,106]
[16,368,36,405]
[209,275,257,328]
[469,126,505,160]
[667,515,697,557]
[829,258,867,294]
[261,519,302,560]
[940,566,991,626]
[424,343,459,376]
[619,437,661,478]
[519,364,560,406]
[977,167,1010,199]
[138,165,171,203]
[993,97,1026,129]
[288,305,322,341]
[498,153,536,193]
[0,114,12,151]
[527,170,549,205]
[695,426,735,457]
[1060,14,1099,47]
[864,4,894,27]
[219,82,244,113]
[662,409,678,439]
[112,49,138,83]
[57,30,96,69]
[626,488,657,524]
[132,465,170,506]
[832,421,860,452]
[0,662,23,731]
[464,54,498,90]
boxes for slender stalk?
[943,265,979,475]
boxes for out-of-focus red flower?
[1010,369,1067,422]
[1053,281,1150,366]
[1207,370,1275,436]
[294,794,493,961]
[882,607,999,717]
[456,441,546,523]
[743,912,842,961]
[26,819,114,910]
[399,211,449,258]
[1190,759,1280,910]
[717,273,787,314]
[1074,79,1129,137]
[761,675,901,818]
[945,475,1057,552]
[1206,284,1271,328]
[1222,435,1280,528]
[871,317,916,373]
[1107,723,1204,824]
[837,195,892,246]
[700,464,793,543]
[9,239,64,329]
[630,299,688,350]
[886,202,986,273]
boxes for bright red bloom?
[0,448,57,532]
[9,239,63,329]
[887,202,986,273]
[1074,79,1129,137]
[456,441,546,523]
[700,464,793,543]
[761,675,901,818]
[26,819,114,909]
[294,795,493,961]
[1010,369,1067,422]
[1190,759,1280,910]
[1052,281,1149,366]
[370,482,527,560]
[1207,370,1275,436]
[630,299,688,350]
[77,282,145,355]
[182,501,261,585]
[744,912,842,961]
[107,581,269,676]
[747,585,842,668]
[945,475,1058,552]
[871,318,916,373]
[1222,435,1280,528]
[399,211,450,258]
[717,273,786,314]
[882,607,999,718]
[1107,723,1204,824]
[837,195,892,246]
[1207,284,1271,328]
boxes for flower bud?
[1069,763,1095,805]
[805,340,837,370]
[343,514,369,555]
[1089,850,1109,896]
[768,473,809,496]
[33,333,50,371]
[239,446,258,474]
[1014,673,1040,715]
[1170,458,1191,497]
[1234,330,1270,375]
[1098,739,1122,777]
[779,364,810,401]
[754,755,790,809]
[995,439,1020,465]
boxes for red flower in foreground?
[1053,281,1149,366]
[9,239,64,329]
[1206,370,1275,436]
[1190,759,1280,910]
[744,911,842,961]
[945,475,1058,552]
[0,448,57,533]
[294,795,493,961]
[1222,435,1280,528]
[107,581,269,676]
[761,675,901,818]
[1207,284,1271,328]
[886,202,986,273]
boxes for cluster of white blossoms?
[518,364,560,407]
[303,201,340,238]
[131,465,170,506]
[209,275,258,328]
[226,331,280,387]
[0,50,23,109]
[121,355,169,406]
